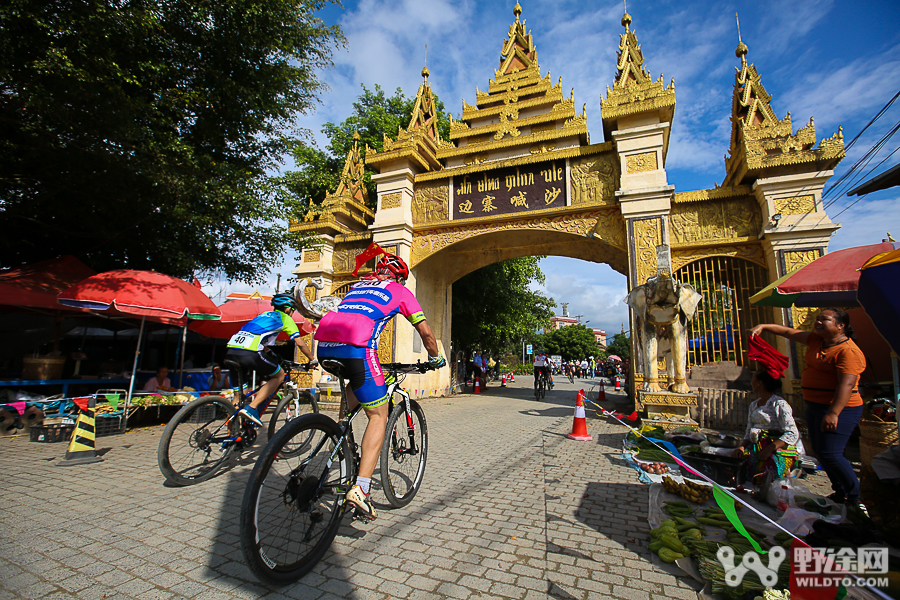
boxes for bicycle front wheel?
[241,414,352,583]
[157,396,236,486]
[380,397,428,508]
[267,390,319,455]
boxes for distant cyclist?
[314,248,445,521]
[533,352,553,389]
[226,294,316,425]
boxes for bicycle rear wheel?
[380,397,428,508]
[241,414,352,583]
[157,396,235,486]
[539,376,546,399]
[267,390,319,455]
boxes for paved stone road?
[0,376,703,599]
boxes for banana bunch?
[662,475,712,504]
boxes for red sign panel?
[452,160,567,219]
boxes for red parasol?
[750,241,900,307]
[57,270,220,325]
[607,355,622,362]
[0,256,95,311]
[57,270,221,402]
[190,297,314,340]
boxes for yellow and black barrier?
[57,402,102,466]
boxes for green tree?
[605,332,632,360]
[452,258,555,357]
[0,0,344,282]
[279,83,451,211]
[543,324,598,361]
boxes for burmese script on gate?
[452,160,567,219]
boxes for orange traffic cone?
[614,376,621,391]
[473,376,481,394]
[597,384,607,402]
[509,372,515,383]
[567,390,592,441]
[501,373,507,387]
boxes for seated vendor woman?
[732,369,803,485]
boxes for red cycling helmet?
[375,254,409,282]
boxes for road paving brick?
[0,377,703,598]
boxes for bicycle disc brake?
[283,474,320,513]
[189,428,212,450]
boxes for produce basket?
[681,451,746,487]
[95,414,124,437]
[859,417,899,445]
[860,437,893,468]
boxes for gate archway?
[291,4,844,395]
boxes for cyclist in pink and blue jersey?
[315,252,445,520]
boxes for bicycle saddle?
[223,359,240,370]
[320,359,347,378]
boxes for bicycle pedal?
[352,508,376,523]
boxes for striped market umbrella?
[750,241,900,308]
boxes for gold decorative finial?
[514,2,522,21]
[622,0,632,29]
[422,43,429,80]
[888,232,896,242]
[735,13,748,58]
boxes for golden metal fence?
[676,256,772,369]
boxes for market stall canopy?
[749,241,900,307]
[858,247,900,354]
[57,270,221,402]
[57,270,221,325]
[0,255,95,310]
[189,297,314,340]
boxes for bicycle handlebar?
[281,360,318,372]
[382,361,436,374]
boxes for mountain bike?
[534,369,548,399]
[157,360,317,486]
[239,360,434,583]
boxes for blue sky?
[216,0,900,337]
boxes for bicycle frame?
[312,362,424,503]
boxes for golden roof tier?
[432,3,590,173]
[600,10,676,152]
[366,66,445,173]
[723,41,844,186]
[290,132,375,238]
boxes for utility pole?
[575,314,584,324]
[561,303,569,317]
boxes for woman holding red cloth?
[732,336,802,490]
[750,308,867,510]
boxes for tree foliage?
[279,83,450,211]
[543,324,599,361]
[605,332,632,360]
[451,258,555,357]
[0,0,344,281]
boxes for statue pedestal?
[637,390,698,430]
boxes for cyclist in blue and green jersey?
[226,294,316,426]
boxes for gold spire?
[497,2,538,76]
[723,20,844,186]
[735,13,748,60]
[622,0,631,30]
[612,7,649,87]
[422,43,429,80]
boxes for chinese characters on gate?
[453,161,566,219]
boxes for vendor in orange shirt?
[750,308,867,511]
